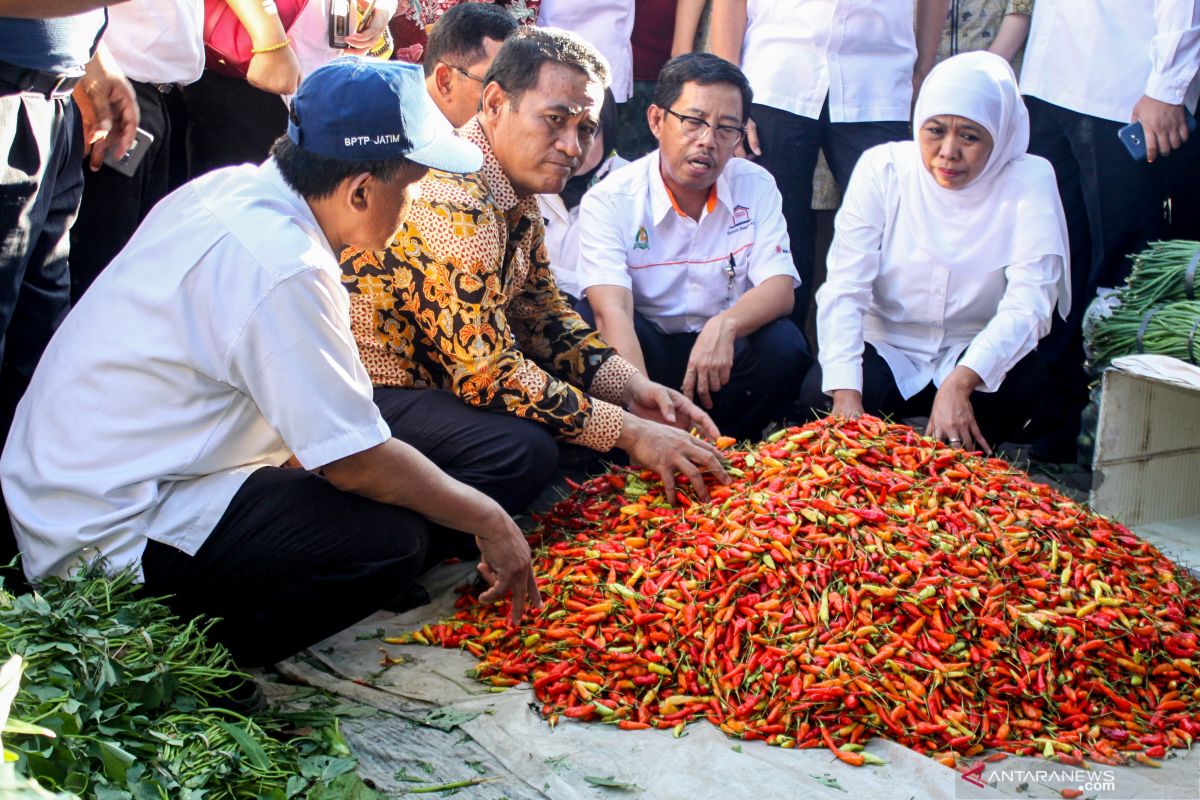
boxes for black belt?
[0,59,83,98]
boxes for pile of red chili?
[387,416,1200,767]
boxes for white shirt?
[739,0,918,123]
[291,0,342,87]
[537,0,635,102]
[576,152,799,334]
[104,0,205,85]
[1021,0,1200,123]
[816,146,1064,399]
[537,153,628,298]
[0,161,391,581]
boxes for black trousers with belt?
[141,387,561,666]
[1,85,84,578]
[797,342,1048,447]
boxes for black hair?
[270,135,412,200]
[652,52,753,123]
[423,4,519,78]
[482,26,610,107]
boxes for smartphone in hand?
[102,127,155,177]
[1118,108,1198,161]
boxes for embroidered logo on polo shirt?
[633,226,649,250]
[728,205,753,233]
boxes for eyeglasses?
[665,108,745,147]
[441,62,486,84]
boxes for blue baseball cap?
[287,56,482,173]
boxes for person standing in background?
[1019,0,1199,462]
[709,0,950,335]
[618,0,707,159]
[536,0,635,117]
[938,1,1034,70]
[184,0,397,177]
[423,2,518,128]
[69,0,205,300]
[1,0,138,575]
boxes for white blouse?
[816,145,1064,399]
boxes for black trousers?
[798,343,1048,447]
[1023,96,1172,451]
[142,466,438,667]
[1,91,84,574]
[140,387,561,666]
[751,100,910,331]
[372,387,560,515]
[181,70,288,177]
[69,80,186,301]
[577,299,811,442]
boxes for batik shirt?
[340,118,638,451]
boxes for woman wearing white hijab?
[800,51,1070,453]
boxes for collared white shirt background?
[576,152,799,334]
[537,0,636,102]
[1021,0,1200,123]
[537,153,629,298]
[104,0,205,86]
[816,146,1063,400]
[739,0,919,123]
[0,160,390,582]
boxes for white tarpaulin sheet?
[280,563,1199,800]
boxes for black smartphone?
[328,0,350,48]
[1118,107,1198,161]
[102,127,154,177]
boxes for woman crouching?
[800,51,1070,453]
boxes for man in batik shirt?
[342,27,728,513]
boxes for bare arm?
[0,0,127,16]
[321,438,539,622]
[987,12,1032,62]
[913,0,952,91]
[683,275,794,408]
[225,0,302,95]
[672,0,708,56]
[708,0,747,64]
[585,285,650,376]
[72,42,138,172]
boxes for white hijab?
[897,51,1070,318]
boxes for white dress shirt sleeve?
[815,151,890,395]
[576,190,634,293]
[1146,1,1200,105]
[746,181,802,288]
[226,269,392,470]
[957,253,1063,393]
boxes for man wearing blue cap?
[0,58,540,667]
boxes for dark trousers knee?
[374,387,558,514]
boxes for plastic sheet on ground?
[278,563,1200,800]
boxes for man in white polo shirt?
[0,58,540,667]
[577,53,810,442]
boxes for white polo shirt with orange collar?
[576,152,799,334]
